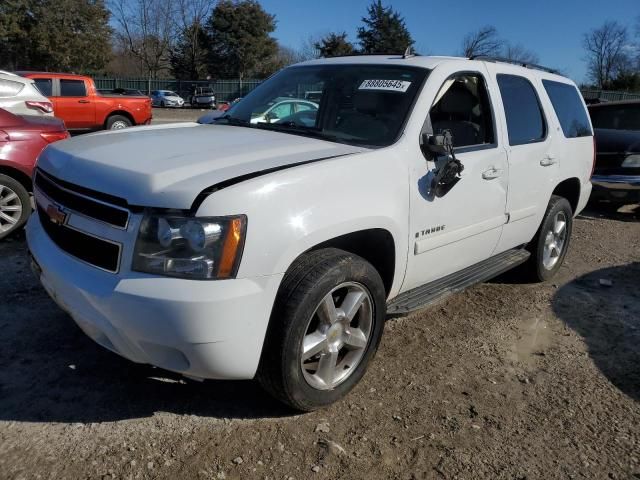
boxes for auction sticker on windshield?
[359,80,412,92]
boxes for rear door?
[485,65,560,251]
[54,78,96,129]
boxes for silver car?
[0,71,54,116]
[151,90,185,108]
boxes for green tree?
[0,0,33,70]
[357,0,414,54]
[315,32,354,58]
[171,23,209,79]
[0,0,112,72]
[206,0,278,81]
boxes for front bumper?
[591,174,640,203]
[26,213,283,380]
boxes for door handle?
[482,167,503,180]
[540,155,557,167]
[78,99,90,104]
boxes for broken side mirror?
[421,132,449,157]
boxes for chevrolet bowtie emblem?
[46,204,67,225]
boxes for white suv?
[0,71,54,116]
[27,55,594,411]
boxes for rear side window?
[60,79,87,97]
[497,74,546,146]
[589,104,640,131]
[0,79,24,98]
[34,78,52,97]
[542,80,592,138]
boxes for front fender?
[196,149,410,297]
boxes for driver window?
[270,102,293,119]
[429,73,495,148]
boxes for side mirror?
[421,132,449,156]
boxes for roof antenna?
[402,45,414,59]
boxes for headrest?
[439,83,477,115]
[354,91,389,114]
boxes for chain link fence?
[581,89,640,102]
[93,77,263,102]
[94,77,640,105]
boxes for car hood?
[37,123,366,209]
[164,96,183,101]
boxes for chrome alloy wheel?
[542,211,567,270]
[300,282,373,390]
[110,120,129,129]
[0,184,23,234]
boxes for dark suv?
[588,100,640,205]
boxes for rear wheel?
[106,115,132,130]
[0,174,30,240]
[522,195,573,281]
[258,248,386,411]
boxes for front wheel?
[0,174,30,240]
[258,248,386,411]
[523,195,573,281]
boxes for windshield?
[218,64,429,147]
[163,91,179,97]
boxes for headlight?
[133,214,247,279]
[622,154,640,168]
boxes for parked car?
[588,100,640,205]
[27,56,593,411]
[249,97,318,125]
[0,70,54,117]
[189,87,216,109]
[151,90,185,108]
[98,87,146,96]
[20,72,152,130]
[0,108,68,238]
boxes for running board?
[387,248,530,315]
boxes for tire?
[522,195,573,282]
[258,248,386,411]
[160,101,166,108]
[106,115,132,130]
[0,174,30,240]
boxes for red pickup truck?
[20,73,152,131]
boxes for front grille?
[37,206,121,273]
[35,170,129,228]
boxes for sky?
[259,0,640,84]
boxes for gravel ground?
[150,107,210,124]
[0,204,638,480]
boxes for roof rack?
[469,55,558,74]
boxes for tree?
[503,43,540,64]
[357,0,414,54]
[206,0,278,81]
[461,25,501,58]
[315,32,354,58]
[170,0,214,79]
[583,20,629,89]
[110,0,176,80]
[0,0,112,72]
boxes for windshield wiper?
[255,121,335,141]
[214,115,253,127]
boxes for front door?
[53,78,95,129]
[402,68,508,292]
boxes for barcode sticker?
[358,79,412,92]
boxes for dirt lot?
[150,107,210,124]
[0,205,639,480]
